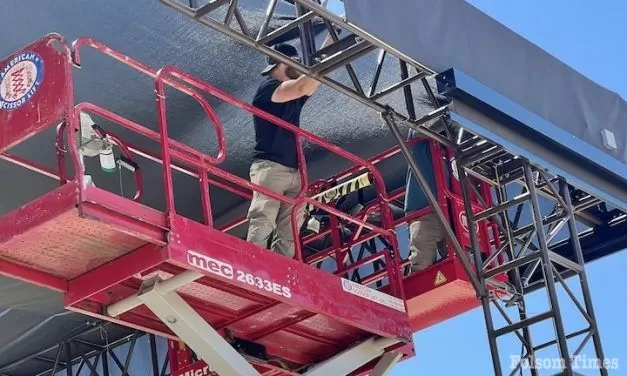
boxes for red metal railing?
[0,33,75,186]
[55,120,144,201]
[63,105,500,290]
[298,137,503,278]
[69,37,406,299]
[0,34,506,301]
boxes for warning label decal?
[341,278,406,312]
[434,271,447,286]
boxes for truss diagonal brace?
[303,337,401,376]
[137,277,261,376]
[381,110,483,296]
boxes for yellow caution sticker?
[306,172,371,213]
[434,270,447,286]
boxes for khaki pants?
[246,159,305,258]
[408,212,444,272]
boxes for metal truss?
[455,159,608,376]
[159,0,455,147]
[158,2,619,375]
[162,0,490,295]
[0,322,171,376]
[157,0,509,297]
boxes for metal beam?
[369,72,425,101]
[483,251,542,279]
[400,61,416,120]
[158,0,457,149]
[368,49,386,97]
[257,11,316,45]
[312,38,375,75]
[493,311,553,338]
[548,250,584,274]
[150,334,160,376]
[524,164,574,374]
[474,192,530,221]
[322,20,364,94]
[532,328,591,353]
[456,159,501,376]
[194,0,229,18]
[65,342,73,376]
[256,0,278,40]
[486,175,527,302]
[559,179,608,375]
[550,264,593,324]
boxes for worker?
[404,131,445,273]
[246,37,333,258]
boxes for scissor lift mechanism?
[0,0,622,374]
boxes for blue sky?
[384,1,627,375]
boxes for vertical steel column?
[495,178,539,376]
[456,161,502,376]
[150,334,160,376]
[102,348,110,376]
[523,164,574,374]
[296,4,316,66]
[49,344,64,376]
[453,159,606,376]
[368,50,386,97]
[65,342,73,376]
[399,61,416,120]
[560,179,608,376]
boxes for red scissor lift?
[0,34,506,375]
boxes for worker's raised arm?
[271,75,321,103]
[271,34,335,103]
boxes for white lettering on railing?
[187,250,292,299]
[187,250,234,280]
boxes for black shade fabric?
[345,0,627,167]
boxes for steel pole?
[382,111,483,294]
[560,179,608,376]
[524,164,574,375]
[456,158,501,376]
[495,180,539,376]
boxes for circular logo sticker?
[459,211,469,233]
[342,279,353,291]
[0,51,44,111]
[459,211,479,234]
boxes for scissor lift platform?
[0,33,515,375]
[0,179,412,373]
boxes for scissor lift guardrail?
[0,34,413,376]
